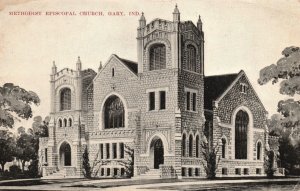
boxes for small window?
[240,84,247,94]
[256,168,262,175]
[113,168,118,176]
[235,168,241,175]
[159,91,166,110]
[182,167,186,177]
[100,144,104,159]
[186,92,190,111]
[69,118,72,127]
[107,168,110,176]
[149,92,155,111]
[106,143,110,159]
[257,142,262,160]
[101,168,104,176]
[222,138,226,159]
[113,143,117,159]
[121,168,125,176]
[58,119,62,127]
[192,93,196,111]
[112,68,115,77]
[222,168,228,175]
[64,118,67,127]
[120,143,124,159]
[195,168,200,176]
[188,168,193,177]
[244,168,249,175]
[45,148,48,163]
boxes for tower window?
[58,119,62,127]
[100,144,104,159]
[64,118,67,127]
[159,91,166,110]
[189,135,193,157]
[192,93,196,111]
[186,45,197,72]
[182,133,186,157]
[45,148,48,163]
[221,138,226,159]
[60,88,71,111]
[149,44,166,71]
[186,92,190,111]
[120,142,124,159]
[68,118,72,127]
[149,92,155,111]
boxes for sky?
[0,0,300,129]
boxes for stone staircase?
[138,169,161,179]
[42,169,66,179]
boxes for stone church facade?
[39,6,281,179]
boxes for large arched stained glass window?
[149,44,166,71]
[235,110,249,159]
[104,95,125,129]
[186,45,197,72]
[60,88,71,111]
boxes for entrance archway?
[150,138,164,169]
[59,142,71,167]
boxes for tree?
[0,83,40,128]
[16,132,37,172]
[0,130,16,172]
[258,46,300,134]
[32,116,49,137]
[200,136,220,179]
[264,150,276,178]
[82,146,91,178]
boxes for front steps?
[42,169,65,179]
[136,169,161,179]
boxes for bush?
[9,165,21,178]
[264,150,276,178]
[27,159,40,178]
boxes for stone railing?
[277,168,285,176]
[42,166,57,177]
[136,166,148,175]
[160,165,175,179]
[63,166,77,177]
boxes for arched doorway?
[150,138,164,169]
[59,142,71,167]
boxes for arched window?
[64,118,67,127]
[222,138,226,159]
[182,134,186,157]
[189,135,193,157]
[60,88,71,111]
[58,119,62,127]
[149,44,166,71]
[104,95,125,129]
[235,110,249,159]
[186,45,197,72]
[69,118,72,127]
[257,142,262,160]
[112,68,115,77]
[196,135,200,158]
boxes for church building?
[39,6,281,179]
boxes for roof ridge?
[205,73,238,78]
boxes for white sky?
[0,0,300,129]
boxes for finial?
[52,61,57,74]
[77,56,81,64]
[173,4,179,14]
[98,61,103,72]
[52,61,56,67]
[198,15,202,22]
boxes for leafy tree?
[82,146,91,178]
[17,126,26,135]
[200,136,220,179]
[258,46,300,134]
[16,132,37,172]
[32,116,49,137]
[0,83,40,128]
[264,150,276,178]
[0,130,16,172]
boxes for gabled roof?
[204,73,239,110]
[114,55,138,74]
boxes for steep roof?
[204,73,238,110]
[114,55,138,74]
